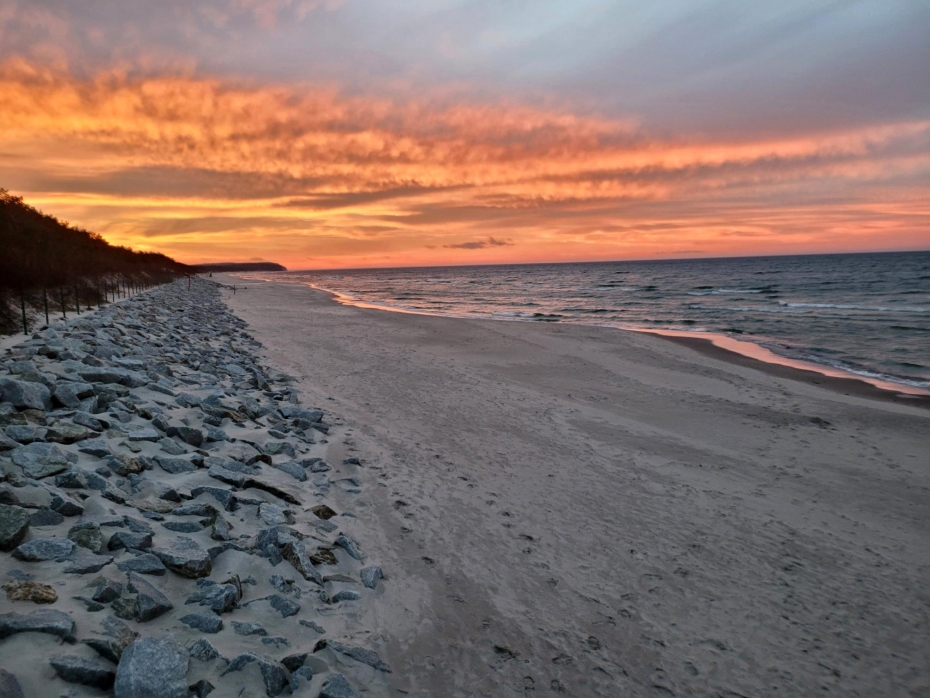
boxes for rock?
[311,504,337,520]
[74,412,106,431]
[0,503,30,551]
[180,613,224,633]
[190,486,236,510]
[220,653,290,697]
[307,459,331,473]
[211,515,232,541]
[158,437,187,455]
[3,580,57,604]
[12,536,75,561]
[318,674,359,698]
[162,520,205,533]
[107,454,146,476]
[360,566,384,589]
[56,469,88,489]
[269,594,300,618]
[186,581,240,614]
[0,669,24,698]
[53,382,93,409]
[51,494,84,517]
[68,522,105,553]
[189,638,220,662]
[63,551,114,574]
[45,423,92,444]
[299,619,325,634]
[244,477,301,505]
[323,641,391,672]
[114,637,189,698]
[116,553,166,575]
[119,573,173,622]
[191,679,215,697]
[289,666,314,692]
[108,528,153,550]
[78,367,147,388]
[259,502,287,526]
[78,437,111,457]
[335,533,364,561]
[281,654,307,672]
[151,536,212,578]
[232,620,267,637]
[281,541,324,586]
[207,465,246,487]
[9,442,72,479]
[329,590,361,603]
[156,456,197,474]
[30,509,65,526]
[90,577,123,603]
[0,432,18,452]
[0,609,75,640]
[128,428,160,442]
[4,424,47,444]
[0,378,52,410]
[263,441,296,458]
[50,655,116,689]
[272,461,307,481]
[175,426,205,447]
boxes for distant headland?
[193,262,287,273]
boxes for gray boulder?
[150,537,211,578]
[280,541,323,586]
[220,653,290,697]
[0,378,52,410]
[114,573,173,622]
[156,456,197,474]
[50,655,116,689]
[114,637,189,698]
[0,668,24,698]
[180,613,223,633]
[319,674,359,698]
[0,609,75,640]
[116,553,166,575]
[360,566,384,590]
[0,503,30,552]
[12,536,75,561]
[9,442,73,479]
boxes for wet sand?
[223,274,930,697]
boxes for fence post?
[75,285,81,314]
[43,289,49,325]
[20,293,28,335]
[60,287,67,319]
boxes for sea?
[244,252,930,393]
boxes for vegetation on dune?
[0,189,189,335]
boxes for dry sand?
[222,275,930,697]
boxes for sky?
[1,0,928,269]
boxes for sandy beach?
[222,274,930,697]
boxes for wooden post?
[43,289,49,325]
[75,285,81,314]
[20,294,28,335]
[59,287,67,319]
[188,276,191,290]
[233,284,236,295]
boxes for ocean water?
[249,252,930,391]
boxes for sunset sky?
[1,1,928,269]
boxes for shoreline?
[240,274,930,404]
[220,274,930,696]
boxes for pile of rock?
[0,279,389,697]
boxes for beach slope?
[224,275,930,697]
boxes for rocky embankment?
[0,279,388,697]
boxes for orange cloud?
[1,61,928,268]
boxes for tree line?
[0,189,190,335]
